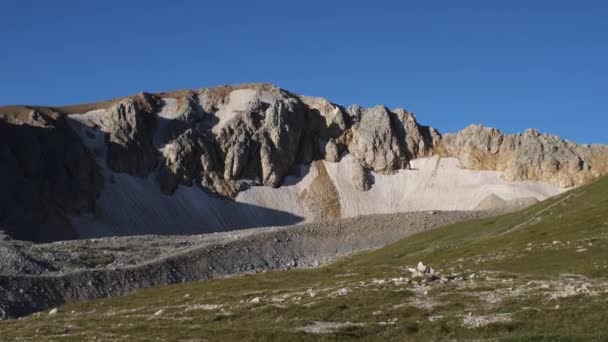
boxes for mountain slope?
[1,176,606,340]
[2,83,607,242]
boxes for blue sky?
[1,0,606,143]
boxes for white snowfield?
[65,100,564,238]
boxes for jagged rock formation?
[66,84,608,192]
[216,88,306,189]
[439,125,608,188]
[101,93,160,176]
[392,108,442,160]
[0,83,606,241]
[348,105,408,173]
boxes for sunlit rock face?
[439,124,608,188]
[1,83,606,241]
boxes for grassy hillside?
[1,176,607,341]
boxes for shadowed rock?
[0,111,102,242]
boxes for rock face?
[348,106,408,173]
[101,93,160,176]
[156,86,309,197]
[67,83,608,194]
[1,83,607,241]
[439,125,608,188]
[215,89,306,189]
[0,110,103,242]
[159,128,222,195]
[299,96,350,164]
[391,108,442,160]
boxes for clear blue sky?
[1,0,606,143]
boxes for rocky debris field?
[0,176,606,340]
[0,210,481,319]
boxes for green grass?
[352,176,608,278]
[1,176,607,341]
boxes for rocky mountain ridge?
[1,83,607,241]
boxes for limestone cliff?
[439,125,608,188]
[1,83,606,241]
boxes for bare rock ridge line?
[1,83,607,241]
[439,125,608,188]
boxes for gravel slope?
[0,210,482,319]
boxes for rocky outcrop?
[439,125,608,188]
[0,110,102,242]
[158,129,222,194]
[91,85,608,193]
[348,105,408,173]
[100,93,161,176]
[66,83,607,197]
[299,96,350,163]
[158,85,309,197]
[1,83,607,242]
[391,108,442,160]
[218,96,305,188]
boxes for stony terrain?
[0,211,482,319]
[0,175,606,341]
[0,83,607,340]
[2,83,606,242]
